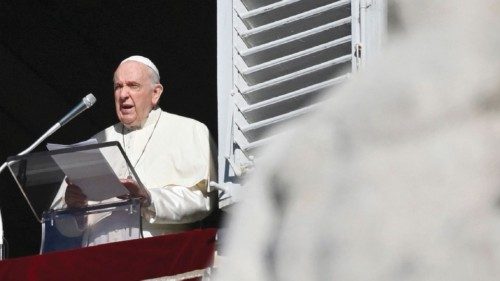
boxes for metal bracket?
[224,151,255,177]
[361,0,373,9]
[354,43,363,69]
[225,155,243,177]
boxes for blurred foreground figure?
[216,0,500,280]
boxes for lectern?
[6,142,143,253]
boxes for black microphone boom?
[0,93,96,173]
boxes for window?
[216,0,386,206]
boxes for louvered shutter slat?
[238,17,352,66]
[239,75,349,123]
[237,1,351,47]
[240,55,351,104]
[239,36,352,85]
[240,0,280,10]
[239,0,343,27]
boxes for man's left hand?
[119,178,151,207]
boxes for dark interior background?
[0,0,217,257]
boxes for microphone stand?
[0,93,95,260]
[0,93,95,174]
[0,122,60,261]
[0,123,62,174]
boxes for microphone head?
[83,93,97,108]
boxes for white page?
[46,138,99,150]
[47,140,128,201]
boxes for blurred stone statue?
[216,0,500,280]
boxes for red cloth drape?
[0,228,216,281]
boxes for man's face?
[113,61,162,127]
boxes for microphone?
[58,93,96,127]
[0,93,96,174]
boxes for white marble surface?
[216,0,500,280]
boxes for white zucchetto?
[120,55,160,79]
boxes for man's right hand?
[64,179,88,208]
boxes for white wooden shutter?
[216,0,386,206]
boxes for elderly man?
[55,55,216,238]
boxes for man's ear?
[152,84,163,106]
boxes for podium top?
[6,142,142,223]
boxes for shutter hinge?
[354,43,363,69]
[361,0,373,9]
